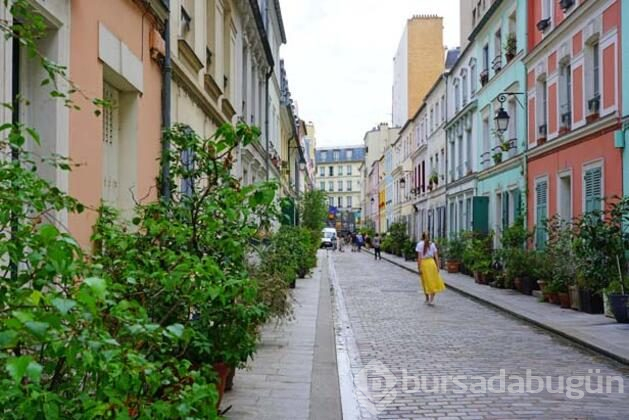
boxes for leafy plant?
[504,32,517,56]
[445,232,465,262]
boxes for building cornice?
[477,155,523,181]
[445,99,478,130]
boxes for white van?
[321,228,337,248]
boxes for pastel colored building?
[473,0,527,246]
[622,0,629,196]
[525,0,623,247]
[1,0,168,247]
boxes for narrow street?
[331,251,629,419]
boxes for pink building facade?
[525,0,623,247]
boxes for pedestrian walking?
[356,233,364,252]
[372,233,382,260]
[416,232,445,306]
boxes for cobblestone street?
[331,251,629,419]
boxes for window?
[328,181,333,192]
[102,82,120,205]
[347,196,353,208]
[465,129,472,173]
[592,42,600,98]
[338,166,343,176]
[347,180,352,191]
[321,151,327,160]
[454,79,461,111]
[461,70,468,106]
[470,59,477,95]
[329,197,334,207]
[483,44,489,72]
[560,63,572,128]
[542,0,552,21]
[501,191,510,231]
[441,95,446,121]
[319,166,325,177]
[319,181,325,190]
[584,165,602,213]
[537,78,548,138]
[180,3,193,44]
[333,150,340,161]
[558,173,572,221]
[482,117,490,167]
[328,166,334,176]
[347,165,352,175]
[338,197,343,208]
[535,178,548,249]
[338,180,343,192]
[346,149,353,160]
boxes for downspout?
[265,70,271,180]
[160,1,172,201]
[10,32,20,282]
[444,73,449,238]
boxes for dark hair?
[421,232,430,256]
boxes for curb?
[365,249,629,367]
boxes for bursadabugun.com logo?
[354,360,626,415]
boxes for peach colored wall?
[527,131,623,228]
[69,0,162,248]
[572,31,582,55]
[548,83,557,133]
[572,66,584,122]
[548,52,557,74]
[603,1,619,34]
[555,1,565,27]
[603,44,616,109]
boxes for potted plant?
[604,197,629,323]
[543,216,577,308]
[445,233,465,273]
[429,171,439,186]
[404,238,417,261]
[492,152,503,165]
[504,33,517,62]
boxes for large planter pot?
[514,277,522,292]
[518,277,535,295]
[446,260,460,273]
[603,294,615,319]
[558,292,571,309]
[569,284,580,310]
[537,280,549,302]
[548,292,560,305]
[298,267,308,279]
[608,294,629,323]
[213,362,230,410]
[579,289,604,314]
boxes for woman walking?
[416,232,446,305]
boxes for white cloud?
[280,0,460,147]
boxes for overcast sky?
[280,0,460,148]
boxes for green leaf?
[25,321,49,339]
[26,127,40,145]
[165,323,184,339]
[39,224,59,242]
[52,298,76,315]
[26,360,43,383]
[28,290,43,306]
[84,277,107,299]
[6,356,32,383]
[0,330,18,348]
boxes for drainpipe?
[444,73,449,238]
[160,1,172,201]
[10,33,20,282]
[265,71,271,181]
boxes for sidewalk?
[366,249,629,366]
[222,252,342,420]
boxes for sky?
[280,0,461,148]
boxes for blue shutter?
[535,181,548,249]
[584,167,602,213]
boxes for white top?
[415,241,438,258]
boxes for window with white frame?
[338,180,343,192]
[346,149,353,160]
[441,95,446,121]
[328,181,333,192]
[585,40,601,115]
[338,165,343,176]
[338,196,343,208]
[319,181,325,190]
[333,150,340,161]
[329,197,334,207]
[559,61,572,129]
[321,151,327,160]
[454,79,461,112]
[319,166,325,177]
[470,59,477,95]
[347,165,352,175]
[542,0,552,22]
[537,77,548,139]
[557,172,572,222]
[102,82,120,205]
[328,166,333,176]
[346,196,353,208]
[347,180,352,191]
[461,69,468,106]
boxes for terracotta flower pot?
[548,292,560,305]
[558,292,571,309]
[446,260,460,273]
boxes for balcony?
[480,69,489,87]
[480,151,490,168]
[559,108,572,135]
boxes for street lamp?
[494,106,510,134]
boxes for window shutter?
[502,192,509,230]
[513,189,521,220]
[102,82,120,205]
[535,181,548,249]
[584,167,602,213]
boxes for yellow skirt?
[419,258,446,295]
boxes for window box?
[536,18,551,33]
[559,112,571,135]
[587,96,600,123]
[538,124,548,144]
[480,69,489,86]
[560,0,575,12]
[492,56,502,73]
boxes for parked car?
[321,228,337,249]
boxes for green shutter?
[513,189,521,220]
[584,167,602,213]
[502,192,510,230]
[535,181,548,249]
[472,196,489,235]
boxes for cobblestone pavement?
[331,251,629,420]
